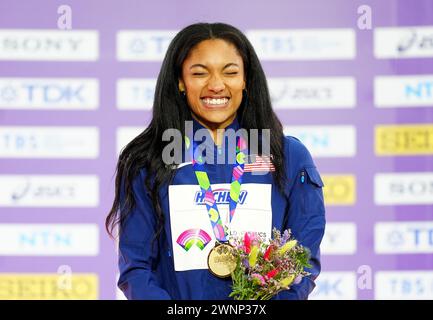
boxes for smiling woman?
[179,39,246,144]
[106,22,326,300]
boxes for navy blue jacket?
[117,116,326,300]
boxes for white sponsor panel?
[375,172,433,205]
[116,78,156,110]
[268,77,356,109]
[374,75,433,107]
[0,29,98,61]
[374,26,433,59]
[310,272,357,300]
[375,221,433,254]
[284,125,356,157]
[375,271,433,299]
[117,30,177,61]
[0,224,99,256]
[169,183,272,271]
[0,78,99,110]
[116,127,145,155]
[0,175,99,207]
[321,222,357,255]
[246,28,355,60]
[0,126,99,159]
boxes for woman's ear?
[178,80,185,92]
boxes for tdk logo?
[194,188,247,205]
[0,84,86,103]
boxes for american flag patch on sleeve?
[244,154,275,172]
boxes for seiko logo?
[194,188,247,205]
[379,129,432,149]
[0,275,98,299]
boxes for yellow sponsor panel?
[0,273,98,300]
[322,175,356,205]
[375,124,433,155]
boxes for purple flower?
[281,229,290,244]
[242,258,250,269]
[294,274,303,285]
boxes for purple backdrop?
[1,0,432,300]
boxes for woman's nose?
[207,75,225,93]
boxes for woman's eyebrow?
[222,63,240,69]
[189,63,240,70]
[190,63,206,69]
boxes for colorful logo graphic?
[176,229,211,251]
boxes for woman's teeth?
[202,98,229,105]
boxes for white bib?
[168,183,273,272]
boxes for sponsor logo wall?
[0,1,432,299]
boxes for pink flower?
[251,273,266,286]
[243,232,251,254]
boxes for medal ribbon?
[187,133,247,243]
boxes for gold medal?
[207,242,237,278]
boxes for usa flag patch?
[244,155,275,172]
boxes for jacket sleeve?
[274,137,326,300]
[117,169,172,300]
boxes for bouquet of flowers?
[229,228,311,300]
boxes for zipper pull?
[300,170,305,184]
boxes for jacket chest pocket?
[300,166,325,215]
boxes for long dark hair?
[106,22,288,244]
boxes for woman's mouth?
[200,97,230,108]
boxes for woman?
[106,22,326,300]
